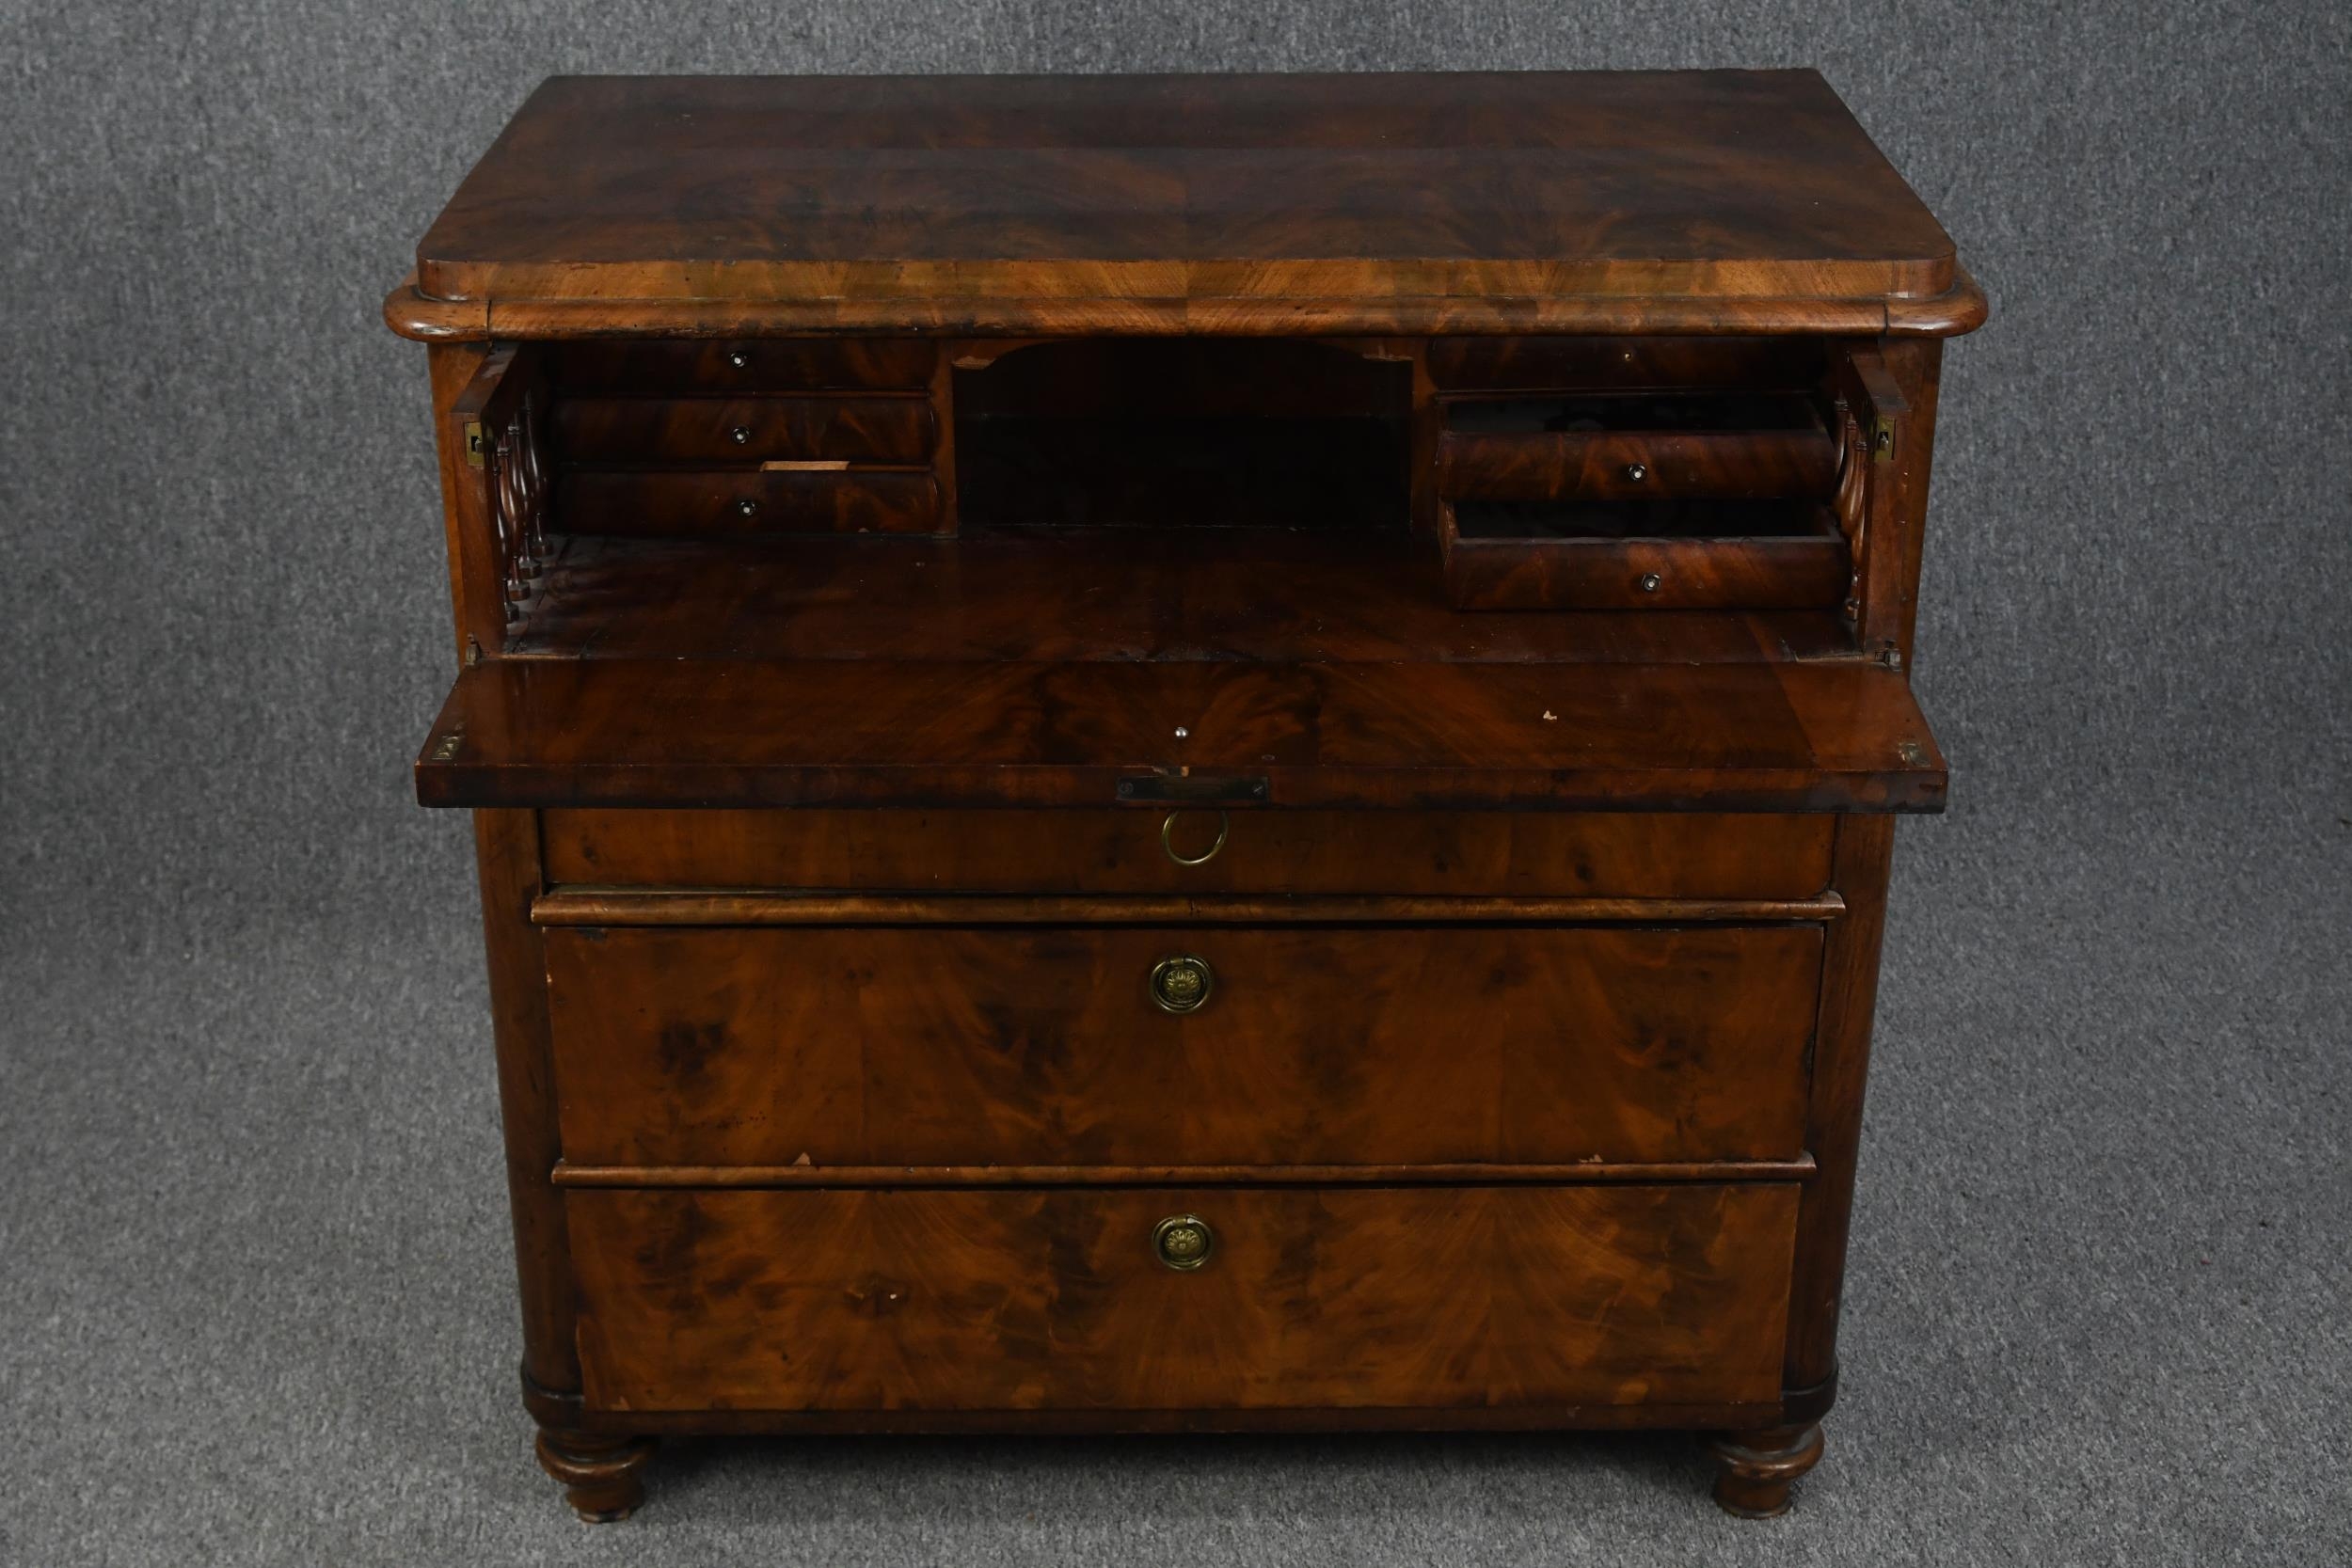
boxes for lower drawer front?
[546,925,1821,1168]
[568,1184,1798,1413]
[540,807,1835,897]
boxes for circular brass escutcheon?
[1153,1213,1215,1271]
[1149,955,1215,1014]
[1160,809,1230,867]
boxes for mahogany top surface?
[411,71,1960,321]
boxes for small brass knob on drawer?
[726,350,752,370]
[735,498,760,517]
[1153,1213,1215,1271]
[1160,809,1230,866]
[1638,572,1663,594]
[730,425,752,445]
[1625,461,1650,483]
[1149,955,1214,1014]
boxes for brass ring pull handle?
[1160,810,1230,866]
[1149,955,1215,1014]
[1153,1213,1215,1271]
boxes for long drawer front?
[567,1184,1799,1413]
[541,807,1835,897]
[545,924,1822,1169]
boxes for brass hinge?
[464,420,487,468]
[1869,415,1897,463]
[428,729,464,762]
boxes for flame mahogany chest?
[386,70,1982,1521]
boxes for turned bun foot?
[1706,1421,1825,1518]
[534,1430,657,1523]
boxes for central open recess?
[954,340,1414,532]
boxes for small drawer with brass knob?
[558,467,941,536]
[1434,390,1837,502]
[549,395,933,463]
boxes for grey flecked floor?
[6,800,2344,1566]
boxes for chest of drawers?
[386,70,1982,1521]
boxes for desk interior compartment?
[953,339,1413,532]
[458,340,950,562]
[1431,339,1889,614]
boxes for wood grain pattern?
[565,1184,1800,1413]
[500,531,1861,666]
[531,890,1847,927]
[542,925,1822,1168]
[539,806,1836,897]
[1423,336,1828,392]
[387,273,1989,340]
[556,467,942,537]
[409,73,1957,324]
[1440,502,1852,612]
[382,71,1986,1517]
[542,339,936,392]
[422,341,492,660]
[550,1159,1819,1189]
[1783,814,1897,1411]
[1438,428,1839,503]
[468,810,581,1412]
[548,1400,1785,1437]
[552,396,932,464]
[414,657,1947,811]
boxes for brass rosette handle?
[1152,1214,1215,1271]
[1149,955,1215,1014]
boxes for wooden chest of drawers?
[386,70,1981,1521]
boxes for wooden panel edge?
[530,889,1849,927]
[386,274,491,341]
[437,293,1913,340]
[1883,263,1988,338]
[552,1158,1820,1189]
[557,1401,1788,1436]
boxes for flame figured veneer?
[387,70,1982,1522]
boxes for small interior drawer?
[1424,336,1825,392]
[1443,499,1851,611]
[555,467,943,536]
[541,338,936,392]
[1438,392,1836,501]
[552,396,933,463]
[566,1183,1799,1414]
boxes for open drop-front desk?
[385,70,1985,1521]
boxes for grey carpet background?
[3,2,2347,1564]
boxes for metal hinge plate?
[464,420,486,468]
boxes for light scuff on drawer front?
[544,925,1822,1169]
[567,1184,1799,1413]
[540,807,1836,897]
